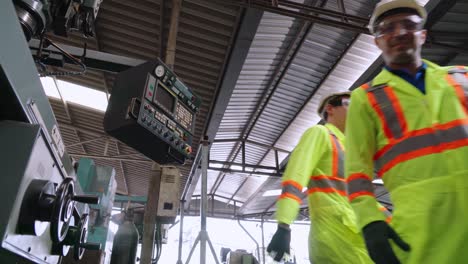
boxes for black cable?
[37,37,87,77]
[151,223,163,263]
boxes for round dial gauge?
[154,65,165,78]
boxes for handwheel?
[74,213,89,260]
[73,214,101,260]
[50,178,75,243]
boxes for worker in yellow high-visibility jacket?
[266,92,376,263]
[345,0,468,263]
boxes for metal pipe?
[159,0,166,61]
[261,216,266,264]
[280,0,366,23]
[213,138,290,153]
[209,160,285,172]
[67,136,105,148]
[68,153,152,163]
[200,140,209,263]
[176,201,185,264]
[208,167,282,177]
[209,0,369,33]
[191,194,243,204]
[237,219,261,262]
[165,0,182,69]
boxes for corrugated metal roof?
[208,0,376,214]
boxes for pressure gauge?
[155,65,165,78]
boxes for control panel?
[104,59,201,165]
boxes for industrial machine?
[0,1,102,263]
[104,59,202,165]
[14,0,103,41]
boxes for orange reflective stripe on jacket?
[379,206,393,223]
[307,130,346,196]
[279,180,303,204]
[366,70,468,177]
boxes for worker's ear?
[325,104,334,117]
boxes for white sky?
[109,215,310,264]
[40,77,108,112]
[145,216,310,264]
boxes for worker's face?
[374,13,426,65]
[326,96,350,127]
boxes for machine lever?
[73,194,100,204]
[80,242,102,251]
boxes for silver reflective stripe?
[375,124,468,171]
[367,84,404,139]
[448,68,467,74]
[281,184,302,198]
[382,208,392,218]
[449,69,468,102]
[308,178,346,191]
[348,177,374,196]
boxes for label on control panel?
[145,74,157,101]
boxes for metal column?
[184,139,219,264]
[176,201,185,264]
[140,163,162,263]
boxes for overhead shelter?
[40,0,468,221]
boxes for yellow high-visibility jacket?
[276,123,372,264]
[345,60,468,263]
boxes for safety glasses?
[329,97,350,108]
[374,15,424,38]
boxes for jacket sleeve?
[275,126,328,225]
[345,88,386,229]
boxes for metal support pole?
[261,216,266,264]
[185,139,220,264]
[200,140,208,264]
[176,201,185,264]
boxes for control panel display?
[144,72,195,133]
[155,81,175,113]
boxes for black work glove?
[363,220,410,264]
[267,224,291,261]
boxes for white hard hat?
[317,91,351,118]
[368,0,427,34]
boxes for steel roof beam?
[29,39,145,73]
[211,0,369,34]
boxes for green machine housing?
[75,158,117,263]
